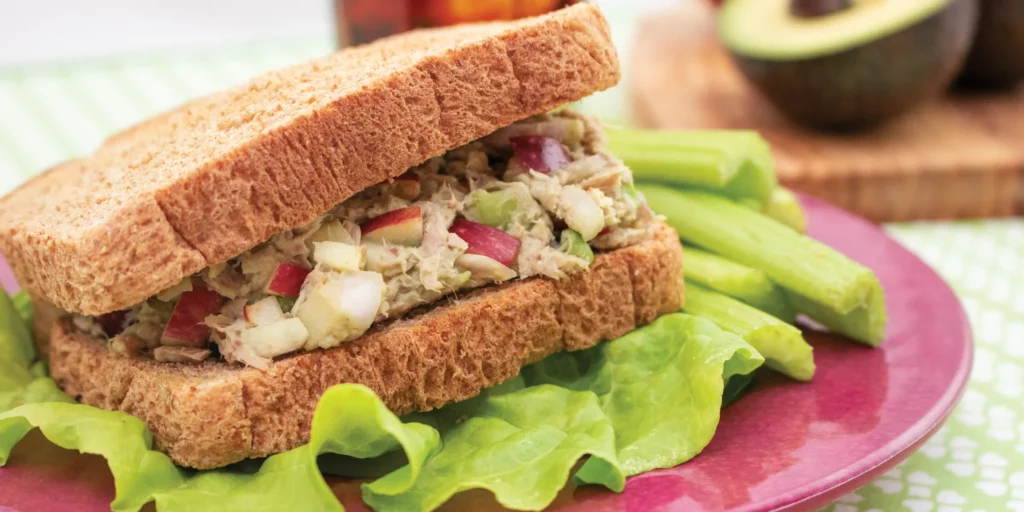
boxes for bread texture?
[0,4,619,316]
[48,223,683,469]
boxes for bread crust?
[48,223,683,469]
[0,4,619,316]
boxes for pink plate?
[0,194,972,512]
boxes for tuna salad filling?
[71,111,659,369]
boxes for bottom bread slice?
[48,223,683,469]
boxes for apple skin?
[161,288,224,347]
[265,262,312,297]
[361,206,424,246]
[97,310,129,337]
[449,219,521,268]
[509,135,571,173]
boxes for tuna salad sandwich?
[0,4,683,470]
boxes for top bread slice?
[0,4,619,316]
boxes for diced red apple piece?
[361,206,423,246]
[558,186,605,241]
[265,262,312,297]
[510,135,572,173]
[449,219,521,268]
[485,118,586,148]
[161,288,224,347]
[244,297,286,327]
[97,310,129,337]
[241,318,310,359]
[313,241,366,272]
[296,271,384,350]
[456,254,517,283]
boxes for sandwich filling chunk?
[72,111,658,368]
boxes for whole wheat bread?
[0,4,619,316]
[49,223,683,469]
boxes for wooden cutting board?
[630,3,1024,223]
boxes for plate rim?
[763,194,975,512]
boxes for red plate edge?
[0,193,974,512]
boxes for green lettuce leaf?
[0,280,762,512]
[0,289,34,370]
[364,383,624,512]
[522,314,764,478]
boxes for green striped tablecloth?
[1,38,1022,512]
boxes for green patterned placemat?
[0,36,1020,512]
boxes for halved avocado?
[957,0,1024,89]
[720,0,979,130]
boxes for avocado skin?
[731,0,978,130]
[957,0,1024,89]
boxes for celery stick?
[606,129,778,202]
[737,198,764,211]
[685,282,815,381]
[683,245,796,323]
[763,187,807,234]
[787,277,887,346]
[641,185,877,315]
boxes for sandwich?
[0,3,683,471]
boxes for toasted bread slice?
[0,4,619,316]
[48,223,682,469]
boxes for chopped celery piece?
[276,296,298,314]
[606,128,777,202]
[683,245,795,323]
[641,185,878,316]
[787,277,887,346]
[469,189,519,229]
[685,282,815,381]
[560,229,594,263]
[763,188,807,234]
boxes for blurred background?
[0,1,1023,510]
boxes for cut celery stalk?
[683,245,796,323]
[737,198,764,212]
[684,282,815,381]
[605,128,778,203]
[763,187,807,234]
[641,185,878,316]
[787,277,887,346]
